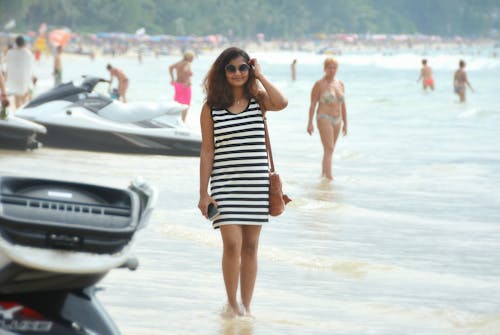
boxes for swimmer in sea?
[417,59,434,91]
[453,59,473,103]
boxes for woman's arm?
[0,72,6,96]
[108,74,114,92]
[340,81,347,136]
[464,73,474,91]
[169,61,179,83]
[198,103,216,217]
[307,81,320,135]
[417,68,423,82]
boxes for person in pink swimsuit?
[169,50,195,122]
[417,59,434,91]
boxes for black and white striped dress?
[210,98,269,229]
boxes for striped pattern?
[210,98,269,229]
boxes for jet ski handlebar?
[81,76,110,92]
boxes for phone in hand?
[207,203,220,220]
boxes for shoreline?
[57,39,499,62]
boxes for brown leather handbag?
[263,114,292,216]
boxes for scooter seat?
[0,176,140,254]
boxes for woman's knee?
[241,240,259,257]
[322,145,334,155]
[223,239,242,255]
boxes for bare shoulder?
[170,60,181,68]
[200,103,213,126]
[338,80,345,90]
[201,102,211,115]
[312,80,322,92]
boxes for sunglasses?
[225,63,250,73]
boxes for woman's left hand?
[249,58,263,80]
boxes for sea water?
[1,48,500,334]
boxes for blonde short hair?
[184,50,195,61]
[324,57,338,69]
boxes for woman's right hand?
[198,195,217,219]
[307,122,314,135]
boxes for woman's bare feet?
[220,303,243,319]
[241,304,256,319]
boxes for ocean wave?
[458,108,500,119]
[246,51,500,71]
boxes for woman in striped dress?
[198,47,287,317]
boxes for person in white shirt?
[6,36,34,109]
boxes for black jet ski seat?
[0,176,141,254]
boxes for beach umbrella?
[49,29,71,47]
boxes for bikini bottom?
[454,85,464,94]
[317,113,341,126]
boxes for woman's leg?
[317,118,334,179]
[15,94,24,109]
[332,123,341,150]
[220,225,243,316]
[119,80,129,103]
[460,89,466,102]
[240,225,262,315]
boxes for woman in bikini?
[453,59,473,103]
[307,57,347,180]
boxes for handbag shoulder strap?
[260,99,275,173]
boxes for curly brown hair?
[203,47,258,109]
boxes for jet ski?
[0,113,46,150]
[0,175,156,334]
[15,76,201,156]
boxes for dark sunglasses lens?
[225,64,250,73]
[238,64,250,72]
[225,64,236,72]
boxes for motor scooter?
[0,176,156,334]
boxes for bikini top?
[319,91,344,104]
